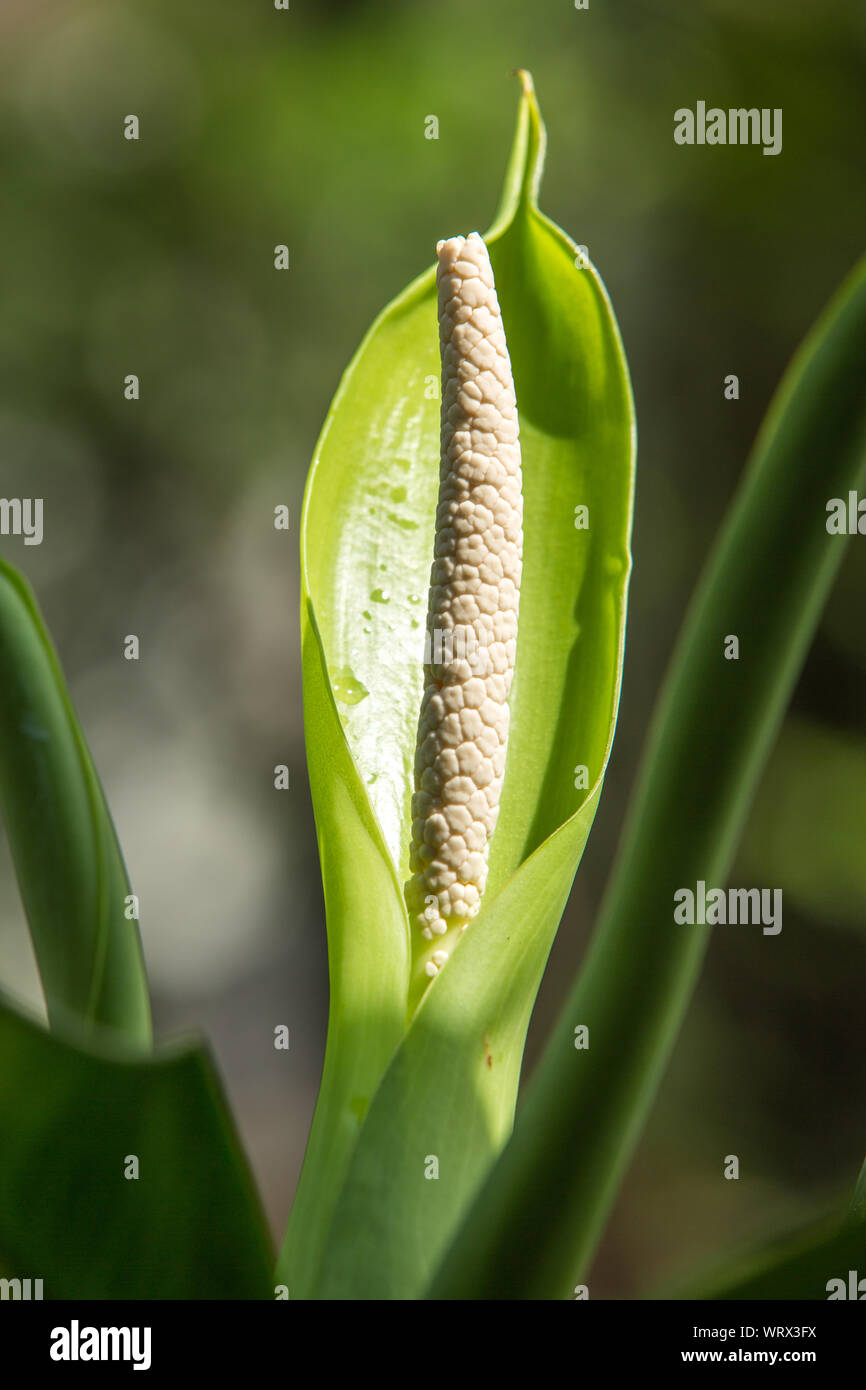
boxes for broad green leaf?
[0,560,151,1047]
[430,251,866,1300]
[0,992,273,1298]
[279,71,635,1297]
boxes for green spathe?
[279,69,636,1299]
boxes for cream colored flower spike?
[408,231,523,977]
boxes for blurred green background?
[0,0,864,1297]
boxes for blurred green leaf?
[737,716,866,931]
[664,1160,866,1299]
[430,250,866,1299]
[0,992,273,1298]
[851,1155,866,1224]
[0,560,151,1047]
[679,1216,866,1301]
[280,71,635,1298]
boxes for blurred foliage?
[738,717,866,932]
[0,0,864,1295]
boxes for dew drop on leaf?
[331,667,369,705]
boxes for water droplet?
[366,773,378,785]
[362,610,372,620]
[409,593,421,605]
[331,667,369,706]
[390,485,407,503]
[371,588,390,604]
[388,512,418,531]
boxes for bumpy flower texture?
[408,232,523,977]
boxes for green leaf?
[279,603,411,1296]
[279,71,635,1297]
[430,251,866,1300]
[0,560,151,1047]
[312,789,604,1300]
[0,992,273,1298]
